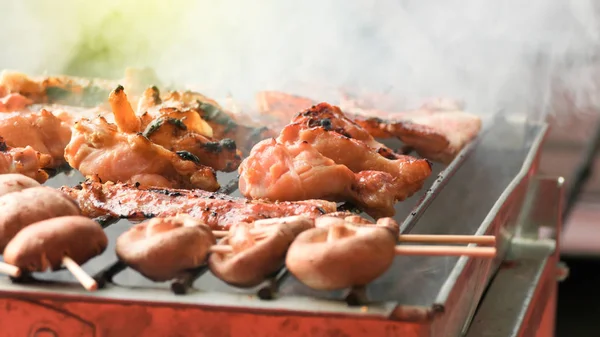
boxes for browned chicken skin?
[60,181,337,230]
[0,136,52,183]
[256,91,482,164]
[239,103,432,218]
[64,116,220,191]
[0,109,72,167]
[159,90,276,155]
[136,87,242,172]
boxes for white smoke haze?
[1,0,600,122]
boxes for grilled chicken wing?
[60,181,337,230]
[239,103,432,218]
[0,137,52,183]
[135,87,242,171]
[159,90,275,154]
[64,116,220,191]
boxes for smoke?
[2,0,600,121]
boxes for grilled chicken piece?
[0,93,33,112]
[160,90,275,154]
[0,109,72,167]
[0,137,52,183]
[342,99,481,164]
[257,90,481,164]
[59,181,337,230]
[136,87,242,171]
[64,116,220,191]
[239,103,432,218]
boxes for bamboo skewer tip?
[62,256,98,292]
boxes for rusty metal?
[0,115,553,336]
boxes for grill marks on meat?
[64,116,220,191]
[0,137,52,183]
[239,103,432,218]
[59,181,337,230]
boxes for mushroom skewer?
[208,215,313,288]
[286,216,497,291]
[3,216,108,291]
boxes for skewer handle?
[62,256,98,291]
[209,245,234,254]
[398,234,496,245]
[0,261,21,278]
[394,245,497,258]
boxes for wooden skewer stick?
[213,225,278,239]
[398,234,496,245]
[394,245,496,258]
[62,256,98,292]
[0,261,21,278]
[209,245,234,254]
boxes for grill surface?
[0,114,548,330]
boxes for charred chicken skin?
[0,137,52,183]
[158,90,276,155]
[256,90,482,164]
[64,115,220,191]
[60,181,337,230]
[239,103,432,218]
[135,87,242,172]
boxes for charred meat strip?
[59,181,337,230]
[239,103,432,218]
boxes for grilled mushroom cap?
[4,216,107,271]
[116,215,215,282]
[286,222,397,291]
[209,217,313,288]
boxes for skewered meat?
[3,216,107,272]
[239,103,432,218]
[0,186,81,251]
[59,181,337,230]
[136,87,242,172]
[0,174,40,197]
[0,109,72,167]
[0,137,53,183]
[116,215,216,282]
[64,116,220,191]
[257,90,482,163]
[286,216,399,291]
[209,215,313,287]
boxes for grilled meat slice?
[340,95,481,164]
[239,103,432,218]
[64,117,220,191]
[0,109,72,167]
[0,137,52,183]
[256,91,314,130]
[60,181,337,230]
